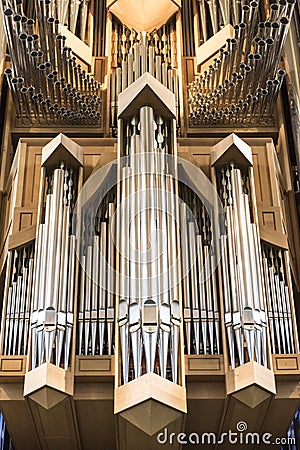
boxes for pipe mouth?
[271,22,280,29]
[21,16,27,23]
[242,5,250,11]
[239,22,247,29]
[18,77,24,83]
[266,38,274,45]
[4,68,12,75]
[27,19,35,25]
[30,51,38,57]
[258,40,267,47]
[4,8,13,16]
[20,87,28,93]
[19,32,27,40]
[13,14,22,21]
[280,17,289,25]
[279,0,287,5]
[39,64,46,70]
[278,69,286,76]
[271,4,279,10]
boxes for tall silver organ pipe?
[1,245,34,356]
[77,196,116,357]
[217,163,268,369]
[262,244,298,355]
[117,106,182,384]
[114,106,221,385]
[178,185,220,357]
[189,0,296,127]
[197,0,257,43]
[1,0,102,126]
[110,19,180,131]
[30,163,78,370]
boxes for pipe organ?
[0,1,299,450]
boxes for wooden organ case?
[0,0,299,449]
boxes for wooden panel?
[117,414,184,450]
[0,383,41,450]
[185,355,224,375]
[115,373,187,415]
[252,142,288,246]
[178,145,211,178]
[22,149,42,206]
[8,226,36,250]
[12,208,37,233]
[24,363,73,397]
[273,354,300,375]
[28,397,81,450]
[0,356,26,374]
[184,57,196,85]
[196,24,234,69]
[75,356,114,376]
[94,57,108,84]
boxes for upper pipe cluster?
[1,0,101,126]
[189,0,296,127]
